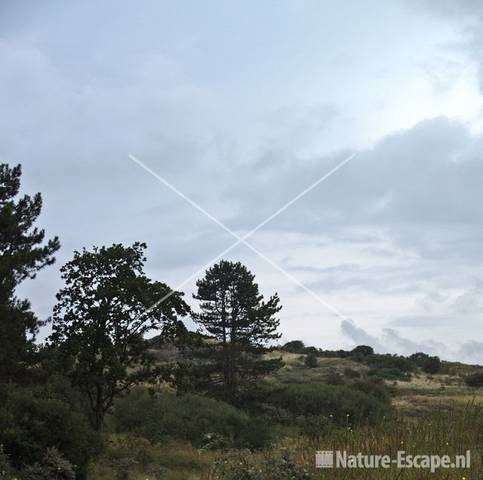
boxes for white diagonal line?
[129,153,355,319]
[241,153,355,240]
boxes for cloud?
[341,319,482,364]
[458,341,483,365]
[340,320,384,351]
[1,1,483,358]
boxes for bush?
[210,451,310,480]
[365,354,413,373]
[325,369,344,385]
[0,386,100,477]
[269,382,391,427]
[21,448,75,480]
[422,356,442,374]
[368,367,411,381]
[465,372,483,388]
[304,353,318,368]
[0,445,16,479]
[351,345,374,357]
[113,388,272,449]
[281,341,305,353]
[343,367,361,378]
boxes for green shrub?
[304,353,318,368]
[269,382,391,426]
[211,451,310,480]
[325,369,344,385]
[281,341,305,353]
[368,367,411,381]
[465,372,483,388]
[113,388,272,449]
[0,445,16,479]
[21,448,75,480]
[422,356,442,374]
[343,367,360,378]
[0,386,101,478]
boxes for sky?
[1,0,483,363]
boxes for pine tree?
[193,260,282,400]
[0,164,60,382]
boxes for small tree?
[50,243,189,430]
[0,164,60,382]
[351,345,374,357]
[304,353,318,368]
[422,356,442,375]
[282,340,305,353]
[193,260,282,399]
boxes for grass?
[206,402,483,479]
[87,352,483,479]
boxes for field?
[87,350,483,480]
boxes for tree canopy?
[192,260,282,400]
[50,242,189,429]
[0,163,60,382]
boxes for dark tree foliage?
[192,260,282,400]
[304,353,318,368]
[0,164,60,382]
[50,243,189,430]
[282,340,305,353]
[421,355,442,375]
[351,345,374,357]
[465,372,483,388]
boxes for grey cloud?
[458,341,483,365]
[341,319,440,356]
[340,319,384,351]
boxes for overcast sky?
[2,0,483,363]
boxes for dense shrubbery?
[282,342,445,380]
[21,448,75,480]
[0,385,100,477]
[304,353,318,368]
[269,381,392,428]
[465,372,483,388]
[211,451,310,480]
[113,388,273,449]
[368,367,411,381]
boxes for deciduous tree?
[50,242,189,429]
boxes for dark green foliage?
[304,353,318,368]
[343,367,361,378]
[364,353,413,373]
[351,345,374,357]
[50,243,189,430]
[21,448,75,480]
[465,372,483,388]
[192,260,282,400]
[269,382,392,427]
[0,446,16,479]
[0,164,60,383]
[421,356,442,374]
[368,367,411,381]
[281,340,305,353]
[408,351,430,367]
[351,378,392,403]
[0,386,100,477]
[113,388,273,449]
[325,369,344,385]
[211,451,310,480]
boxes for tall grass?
[207,402,482,479]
